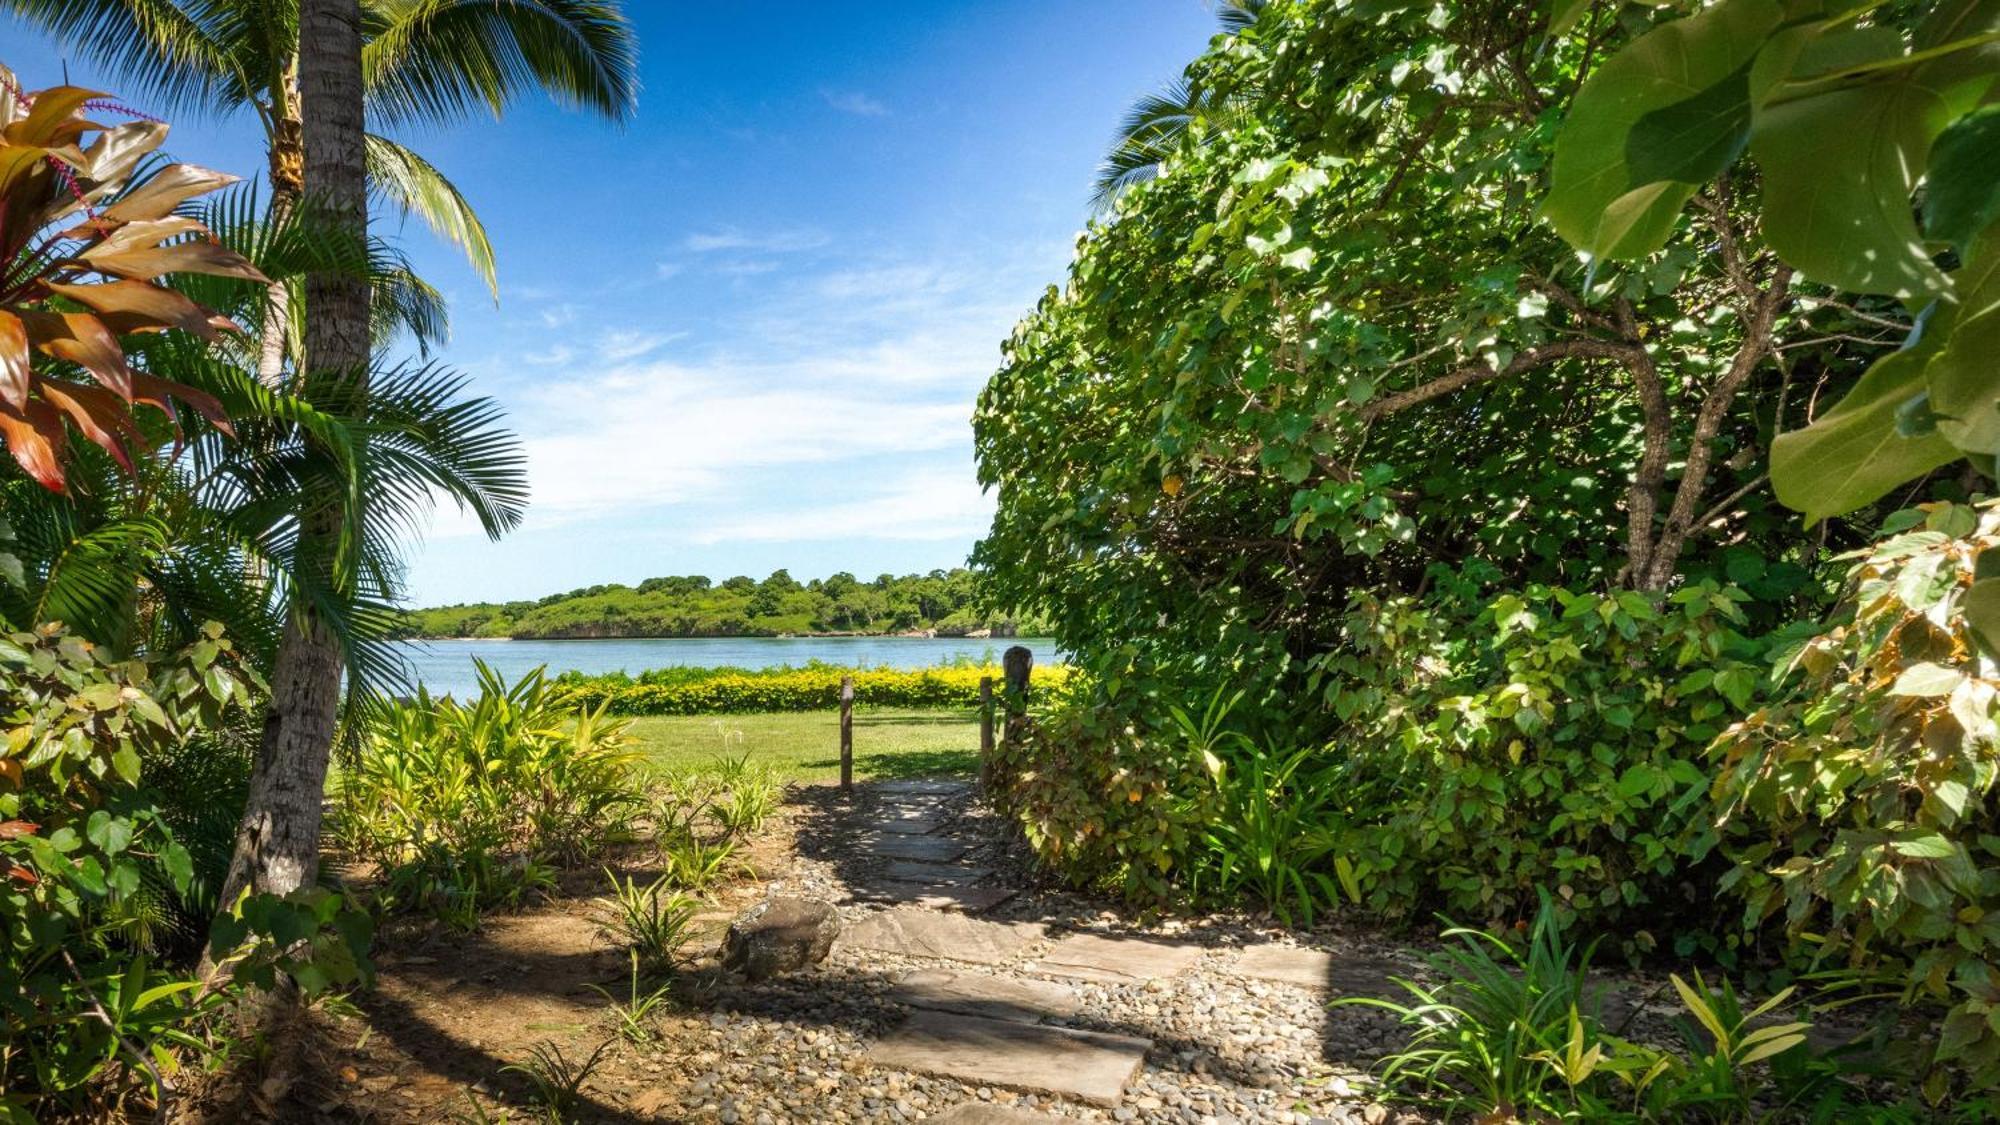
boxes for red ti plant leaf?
[0,310,27,409]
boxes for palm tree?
[3,0,640,376]
[1091,0,1264,208]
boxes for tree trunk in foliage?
[257,62,304,387]
[217,0,369,912]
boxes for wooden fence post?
[839,675,854,793]
[978,675,995,789]
[1001,645,1032,750]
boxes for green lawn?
[624,708,982,783]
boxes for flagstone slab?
[892,969,1081,1023]
[927,1104,1066,1123]
[868,1009,1149,1106]
[838,906,1043,965]
[876,780,972,796]
[872,817,942,835]
[853,882,1017,913]
[860,835,969,862]
[1233,944,1337,989]
[884,861,992,886]
[1031,933,1205,984]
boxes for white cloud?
[538,303,578,328]
[691,476,990,545]
[682,228,829,254]
[655,261,685,280]
[822,89,889,117]
[599,329,683,362]
[522,344,575,366]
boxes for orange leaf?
[0,311,28,409]
[45,279,223,341]
[18,309,133,398]
[5,866,38,887]
[1,85,103,147]
[38,380,140,472]
[102,163,239,223]
[82,230,267,283]
[130,371,232,437]
[0,820,38,840]
[0,398,67,490]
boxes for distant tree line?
[393,568,1047,639]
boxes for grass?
[624,707,980,783]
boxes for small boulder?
[721,896,840,980]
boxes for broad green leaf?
[1548,0,1594,38]
[1545,0,1782,260]
[1965,575,2000,657]
[1892,833,1958,858]
[1751,77,1949,297]
[1925,104,2000,251]
[1928,229,2000,454]
[1771,346,1961,523]
[1891,660,1965,696]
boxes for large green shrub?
[331,662,642,927]
[1,623,369,1118]
[1316,581,1773,954]
[1710,501,2000,1094]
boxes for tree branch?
[1357,339,1641,421]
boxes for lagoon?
[391,635,1061,698]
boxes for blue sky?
[6,2,1221,605]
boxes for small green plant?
[585,951,674,1043]
[597,869,700,974]
[662,837,741,892]
[1345,891,1609,1119]
[705,774,777,839]
[502,1038,612,1122]
[709,746,754,787]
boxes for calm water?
[391,636,1060,698]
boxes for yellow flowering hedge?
[553,664,1075,715]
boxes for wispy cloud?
[682,228,830,254]
[821,88,889,117]
[691,476,988,545]
[599,329,683,363]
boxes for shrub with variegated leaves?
[1710,500,2000,1094]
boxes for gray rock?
[721,895,840,980]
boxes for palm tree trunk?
[257,64,305,388]
[217,0,369,911]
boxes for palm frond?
[362,0,639,129]
[1215,0,1267,34]
[0,0,253,120]
[366,132,498,296]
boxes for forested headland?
[393,567,1045,639]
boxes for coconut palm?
[2,0,640,375]
[1091,0,1265,208]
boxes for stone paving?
[719,777,1425,1122]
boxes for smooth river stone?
[1032,932,1205,984]
[892,969,1081,1022]
[867,1009,1149,1106]
[926,1106,1067,1124]
[837,905,1043,965]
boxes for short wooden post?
[1002,645,1033,706]
[978,675,995,789]
[839,675,854,793]
[1001,645,1033,750]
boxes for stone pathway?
[732,777,1432,1122]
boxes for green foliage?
[501,1038,612,1124]
[659,836,740,893]
[585,950,673,1044]
[1546,0,2000,569]
[986,693,1214,904]
[1709,500,2000,1094]
[596,869,699,976]
[0,623,365,1117]
[553,662,1073,716]
[1317,580,1772,953]
[395,567,1040,640]
[330,663,641,926]
[1355,894,1864,1123]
